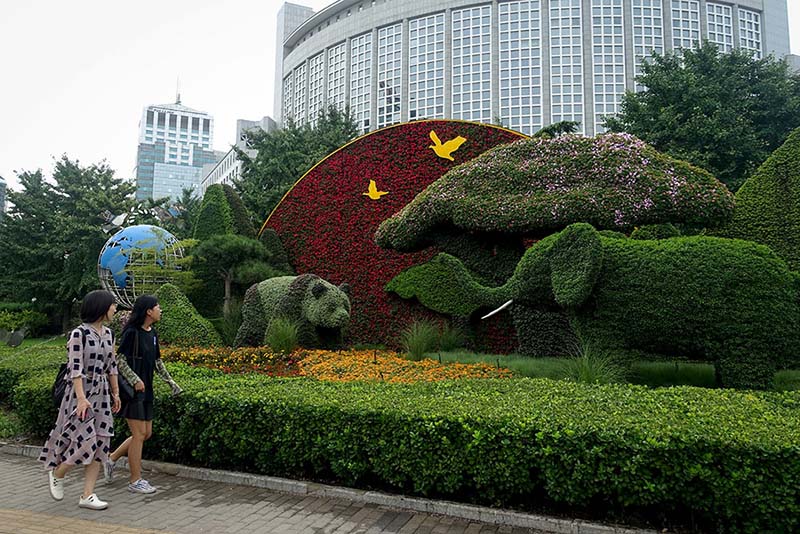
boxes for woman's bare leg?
[126,418,148,482]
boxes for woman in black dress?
[104,295,181,494]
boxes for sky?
[1,0,798,192]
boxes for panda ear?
[339,283,352,297]
[311,282,328,299]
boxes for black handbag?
[51,363,69,408]
[52,327,89,408]
[118,329,140,403]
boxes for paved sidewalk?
[0,453,540,534]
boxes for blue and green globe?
[97,225,184,308]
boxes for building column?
[623,0,636,92]
[401,18,409,122]
[582,0,595,136]
[491,0,501,124]
[445,8,453,118]
[542,0,552,129]
[370,27,379,131]
[663,0,674,51]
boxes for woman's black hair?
[123,295,159,333]
[80,290,117,323]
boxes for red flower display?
[261,120,525,348]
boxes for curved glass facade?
[277,0,789,136]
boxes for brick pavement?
[0,452,540,534]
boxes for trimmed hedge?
[0,343,63,401]
[193,184,234,241]
[12,364,800,532]
[629,223,680,240]
[155,284,222,346]
[723,127,800,271]
[376,133,734,252]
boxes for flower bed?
[297,349,513,383]
[160,346,512,383]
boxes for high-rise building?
[0,176,7,214]
[135,99,219,201]
[200,116,278,195]
[275,0,791,136]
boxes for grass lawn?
[429,350,800,390]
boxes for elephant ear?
[548,223,604,308]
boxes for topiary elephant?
[389,223,800,389]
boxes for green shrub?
[629,361,716,388]
[0,343,64,401]
[155,284,222,346]
[401,320,439,361]
[437,323,465,351]
[630,223,680,240]
[12,363,800,532]
[0,309,48,335]
[193,184,234,240]
[265,317,299,354]
[12,370,58,438]
[0,408,22,439]
[722,127,800,270]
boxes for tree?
[604,42,800,191]
[192,234,282,317]
[235,105,359,223]
[0,157,136,329]
[193,184,233,240]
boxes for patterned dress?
[40,324,118,470]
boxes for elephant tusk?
[481,299,513,320]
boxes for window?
[308,52,325,126]
[408,13,445,120]
[738,8,761,59]
[327,42,347,111]
[499,1,543,134]
[350,32,373,132]
[452,6,492,123]
[706,2,733,52]
[671,0,700,50]
[591,0,625,133]
[632,0,663,89]
[377,23,403,128]
[550,0,584,132]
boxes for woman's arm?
[155,359,182,395]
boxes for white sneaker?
[47,470,64,501]
[103,459,115,484]
[128,478,157,494]
[78,493,108,510]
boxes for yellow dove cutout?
[429,130,467,161]
[363,179,389,200]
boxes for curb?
[1,442,655,534]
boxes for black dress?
[118,327,158,421]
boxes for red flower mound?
[262,120,525,348]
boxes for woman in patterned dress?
[40,290,121,510]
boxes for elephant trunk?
[481,299,514,320]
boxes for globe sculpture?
[97,225,184,308]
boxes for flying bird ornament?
[429,130,467,161]
[363,179,389,200]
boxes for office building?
[275,0,791,136]
[135,99,219,201]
